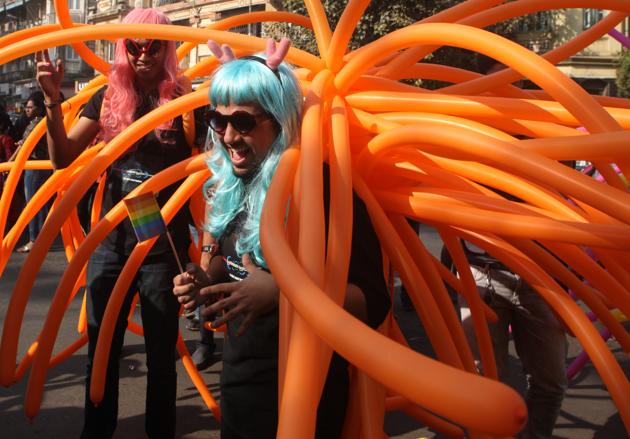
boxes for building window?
[583,9,604,29]
[103,41,115,64]
[220,6,264,36]
[66,46,80,61]
[517,11,551,33]
[67,0,81,10]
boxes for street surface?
[0,225,627,438]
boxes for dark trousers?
[81,246,182,439]
[24,169,53,241]
[199,306,216,349]
[220,354,348,439]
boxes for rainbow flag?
[123,192,167,242]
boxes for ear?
[265,37,291,70]
[207,39,236,63]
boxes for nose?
[221,121,242,145]
[136,51,151,62]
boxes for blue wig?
[204,55,302,267]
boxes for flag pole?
[165,230,185,274]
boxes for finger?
[173,273,191,287]
[183,263,199,281]
[35,51,43,63]
[199,281,238,297]
[43,49,51,63]
[204,294,236,315]
[183,299,198,310]
[173,285,193,297]
[173,277,197,293]
[175,291,195,305]
[185,262,197,273]
[211,304,242,328]
[56,58,64,75]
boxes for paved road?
[0,225,627,438]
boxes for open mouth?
[136,63,153,72]
[227,145,252,167]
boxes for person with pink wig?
[35,8,207,438]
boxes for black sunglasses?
[124,39,164,58]
[206,109,273,135]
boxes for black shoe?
[186,318,200,331]
[192,344,215,370]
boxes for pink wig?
[101,8,181,141]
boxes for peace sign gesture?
[35,49,64,101]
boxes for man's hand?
[35,50,64,101]
[202,254,279,336]
[173,263,211,311]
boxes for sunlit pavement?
[0,225,625,438]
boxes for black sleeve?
[323,166,391,329]
[348,191,391,328]
[80,87,106,121]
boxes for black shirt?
[81,86,205,255]
[217,166,390,438]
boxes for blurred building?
[0,0,94,111]
[0,0,273,111]
[86,0,273,90]
[515,9,630,95]
[2,3,627,111]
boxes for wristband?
[201,243,218,255]
[44,99,63,109]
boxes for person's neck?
[136,80,157,93]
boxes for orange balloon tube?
[90,172,205,406]
[375,0,506,77]
[262,150,527,436]
[10,92,209,389]
[24,157,208,419]
[176,336,221,421]
[53,0,110,74]
[303,0,333,59]
[461,232,630,433]
[177,10,313,61]
[391,215,477,373]
[326,0,370,72]
[511,239,630,353]
[278,70,333,439]
[445,10,628,95]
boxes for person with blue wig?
[173,39,390,438]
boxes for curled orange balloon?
[1,1,630,438]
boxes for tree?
[266,1,524,87]
[617,50,630,98]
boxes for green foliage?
[267,0,460,55]
[617,50,630,98]
[266,1,524,89]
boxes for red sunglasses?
[124,39,164,58]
